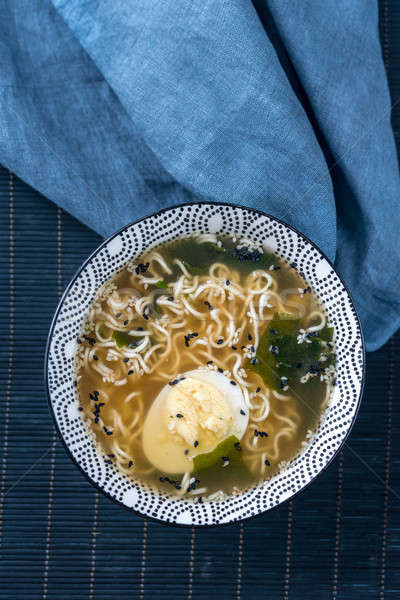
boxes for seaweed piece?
[193,435,242,472]
[164,239,276,276]
[248,313,335,390]
[112,331,140,348]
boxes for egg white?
[142,368,249,474]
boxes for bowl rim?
[44,200,366,528]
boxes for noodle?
[76,234,335,500]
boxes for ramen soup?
[76,234,336,501]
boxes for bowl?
[45,202,365,526]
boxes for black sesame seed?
[124,320,128,326]
[207,360,213,365]
[78,407,83,411]
[93,354,98,361]
[123,358,129,363]
[250,345,255,352]
[136,262,150,274]
[194,441,199,448]
[270,329,278,335]
[234,442,242,451]
[176,413,184,418]
[185,450,189,456]
[231,345,237,351]
[250,358,258,365]
[230,380,237,386]
[256,430,268,438]
[256,387,261,393]
[264,459,270,466]
[128,369,134,375]
[218,367,223,373]
[137,327,144,331]
[248,333,252,341]
[105,459,112,465]
[77,338,82,344]
[143,314,149,320]
[307,331,320,339]
[217,339,223,345]
[128,460,133,468]
[116,313,121,318]
[240,409,246,415]
[226,279,230,286]
[221,456,229,461]
[269,345,279,355]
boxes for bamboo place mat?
[1,2,400,598]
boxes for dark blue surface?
[0,2,400,598]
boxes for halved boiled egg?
[142,368,249,474]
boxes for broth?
[76,234,336,501]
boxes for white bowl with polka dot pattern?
[45,202,365,527]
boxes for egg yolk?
[142,376,236,474]
[165,377,233,448]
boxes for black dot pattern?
[46,203,364,526]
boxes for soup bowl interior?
[46,203,364,526]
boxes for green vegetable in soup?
[319,326,334,342]
[248,312,335,391]
[164,239,276,276]
[193,435,243,472]
[155,280,168,289]
[112,330,139,348]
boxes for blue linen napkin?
[0,0,399,351]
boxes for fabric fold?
[52,0,337,257]
[0,0,398,350]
